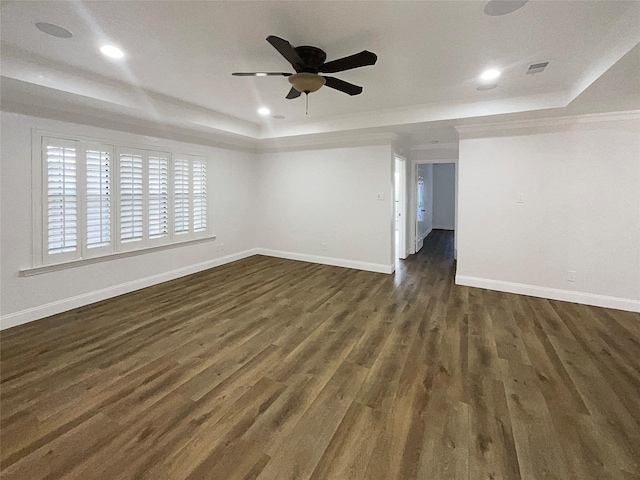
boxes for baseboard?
[432,225,454,230]
[455,275,640,313]
[256,248,394,275]
[417,227,433,244]
[0,249,260,331]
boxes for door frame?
[410,158,458,258]
[395,155,408,260]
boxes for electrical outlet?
[567,270,576,282]
[516,193,525,203]
[321,242,328,252]
[220,244,224,252]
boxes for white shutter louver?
[86,149,111,249]
[193,159,207,232]
[119,153,144,243]
[148,155,169,239]
[46,143,77,255]
[174,159,190,235]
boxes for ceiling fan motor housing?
[294,46,327,73]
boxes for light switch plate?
[376,193,385,200]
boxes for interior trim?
[455,275,640,313]
[256,248,394,275]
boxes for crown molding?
[259,131,398,153]
[410,142,459,151]
[455,110,640,135]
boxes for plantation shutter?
[148,155,169,240]
[119,152,144,244]
[44,138,78,260]
[174,158,190,235]
[193,159,207,233]
[86,147,112,250]
[38,137,213,267]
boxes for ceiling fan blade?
[323,76,363,96]
[232,72,292,76]
[286,87,302,99]
[267,36,304,71]
[320,50,377,73]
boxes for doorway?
[394,156,407,260]
[412,160,457,258]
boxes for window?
[174,158,190,236]
[85,146,113,252]
[193,159,207,233]
[174,154,208,239]
[44,139,78,261]
[39,134,210,266]
[148,155,169,240]
[118,151,144,246]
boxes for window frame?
[32,130,213,269]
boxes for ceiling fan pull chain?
[306,93,309,115]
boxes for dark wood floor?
[1,230,639,480]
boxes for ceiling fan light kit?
[232,35,377,109]
[289,73,326,93]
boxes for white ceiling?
[1,0,639,143]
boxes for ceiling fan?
[233,36,377,100]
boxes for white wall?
[432,163,456,229]
[257,144,394,273]
[456,114,640,312]
[1,112,258,328]
[415,163,433,250]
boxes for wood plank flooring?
[1,230,639,479]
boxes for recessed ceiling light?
[35,22,73,38]
[480,69,501,81]
[258,107,271,116]
[100,45,125,59]
[484,0,528,16]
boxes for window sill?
[21,235,216,277]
